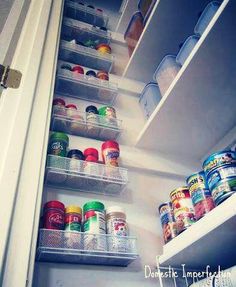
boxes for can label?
[211,178,236,205]
[159,203,176,243]
[107,218,129,252]
[65,213,82,232]
[83,210,106,250]
[50,141,66,156]
[207,165,236,190]
[103,148,119,167]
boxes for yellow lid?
[65,205,82,214]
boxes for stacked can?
[186,171,215,220]
[158,202,177,243]
[170,187,195,234]
[203,151,236,206]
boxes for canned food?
[210,177,236,206]
[186,171,215,220]
[83,201,106,251]
[158,202,177,243]
[203,150,236,177]
[207,164,236,190]
[170,187,195,234]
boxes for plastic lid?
[50,132,69,144]
[67,149,84,160]
[97,70,109,76]
[86,105,98,114]
[61,64,72,71]
[44,200,65,210]
[84,148,99,159]
[53,98,66,106]
[85,155,98,162]
[86,70,97,77]
[72,65,84,74]
[101,140,119,151]
[66,104,77,110]
[106,206,126,215]
[96,43,111,50]
[98,106,115,115]
[139,82,160,103]
[83,201,105,213]
[153,54,178,81]
[124,11,144,40]
[65,205,82,214]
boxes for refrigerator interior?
[12,0,235,286]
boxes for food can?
[106,206,129,252]
[210,177,236,206]
[158,202,177,243]
[202,150,236,178]
[170,187,195,234]
[83,201,106,251]
[43,201,65,230]
[98,106,117,127]
[186,171,215,220]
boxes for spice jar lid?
[86,70,97,77]
[84,148,99,159]
[86,105,98,114]
[44,200,65,210]
[72,65,84,74]
[67,149,84,160]
[85,155,98,162]
[83,201,105,213]
[98,106,116,116]
[53,98,66,106]
[96,43,111,52]
[65,205,82,214]
[61,64,72,71]
[106,206,126,215]
[66,104,77,110]
[50,132,69,144]
[101,140,119,151]
[97,70,109,78]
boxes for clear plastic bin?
[139,82,161,119]
[176,35,200,66]
[153,55,181,96]
[138,0,157,24]
[124,11,144,57]
[194,1,221,36]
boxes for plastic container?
[138,0,155,18]
[83,201,106,251]
[86,70,96,78]
[194,1,221,36]
[43,201,65,230]
[124,11,144,57]
[106,206,129,252]
[101,141,120,167]
[153,55,181,96]
[86,105,99,137]
[84,148,99,162]
[67,149,84,172]
[176,35,200,66]
[98,106,117,127]
[96,70,109,81]
[139,82,161,119]
[65,205,82,232]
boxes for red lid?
[66,104,77,110]
[72,65,84,74]
[85,155,98,162]
[53,98,66,106]
[44,200,65,210]
[101,141,119,151]
[84,148,99,159]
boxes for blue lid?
[139,82,160,102]
[124,11,144,40]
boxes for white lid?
[106,206,125,215]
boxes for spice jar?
[86,70,97,78]
[52,98,67,131]
[86,105,99,138]
[67,149,85,188]
[106,206,129,252]
[65,104,85,135]
[61,64,72,71]
[43,201,65,230]
[72,65,84,75]
[53,98,66,116]
[98,106,117,127]
[48,132,69,157]
[97,70,109,81]
[101,140,119,167]
[96,43,111,54]
[83,148,99,175]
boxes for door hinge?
[0,64,22,89]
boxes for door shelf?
[55,65,118,105]
[45,155,128,196]
[61,17,111,45]
[36,229,138,267]
[64,1,109,28]
[159,194,236,270]
[59,40,114,72]
[51,107,122,141]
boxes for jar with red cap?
[72,65,84,75]
[83,148,100,178]
[53,98,66,116]
[101,141,119,167]
[52,98,67,131]
[65,104,85,135]
[43,201,65,230]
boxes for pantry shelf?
[51,108,122,141]
[136,0,236,163]
[61,18,111,45]
[36,229,138,267]
[64,1,108,28]
[159,194,236,270]
[123,0,213,82]
[59,40,114,72]
[45,155,128,196]
[55,64,118,105]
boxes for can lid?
[106,206,125,215]
[66,104,77,110]
[67,149,84,160]
[50,132,69,144]
[83,201,105,213]
[101,140,119,151]
[65,205,82,214]
[84,148,99,159]
[53,98,66,106]
[44,200,65,210]
[85,105,98,114]
[202,150,236,170]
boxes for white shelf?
[136,0,236,163]
[123,0,213,82]
[159,194,236,270]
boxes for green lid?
[98,106,115,116]
[83,201,105,213]
[50,132,69,143]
